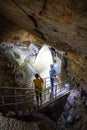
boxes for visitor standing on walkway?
[49,64,56,92]
[33,73,44,106]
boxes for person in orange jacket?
[33,73,44,106]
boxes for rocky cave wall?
[0,0,87,89]
[0,14,21,43]
[0,65,15,87]
[0,2,87,129]
[62,52,87,89]
[0,0,87,55]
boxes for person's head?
[35,73,39,78]
[50,64,54,69]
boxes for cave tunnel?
[0,1,87,130]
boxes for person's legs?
[36,92,39,106]
[39,92,42,104]
[50,78,54,92]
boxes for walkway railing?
[0,78,72,112]
[0,87,35,111]
[42,79,71,104]
[23,73,61,88]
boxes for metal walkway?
[0,76,73,112]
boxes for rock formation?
[0,1,87,130]
[57,88,87,130]
[0,0,87,55]
[0,115,39,130]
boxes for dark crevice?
[53,29,57,32]
[35,29,46,41]
[11,0,45,39]
[28,15,38,27]
[39,0,47,15]
[12,0,36,26]
[79,78,86,84]
[77,31,84,38]
[46,40,80,53]
[12,0,26,14]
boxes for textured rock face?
[0,116,39,130]
[0,14,21,43]
[0,0,87,55]
[57,89,87,130]
[0,113,56,130]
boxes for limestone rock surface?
[0,0,87,55]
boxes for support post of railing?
[14,89,17,113]
[43,89,46,101]
[44,78,46,89]
[2,96,4,105]
[44,79,46,101]
[55,85,57,98]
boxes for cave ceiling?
[0,0,87,55]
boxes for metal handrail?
[0,87,35,90]
[0,79,71,111]
[22,73,61,88]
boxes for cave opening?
[0,1,87,128]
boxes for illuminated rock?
[33,45,53,78]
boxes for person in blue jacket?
[49,64,56,92]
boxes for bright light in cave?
[26,44,62,88]
[25,43,62,80]
[33,45,53,78]
[0,42,62,87]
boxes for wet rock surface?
[57,88,87,130]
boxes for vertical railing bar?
[14,89,17,112]
[2,96,5,104]
[0,79,70,109]
[44,78,46,101]
[55,85,56,98]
